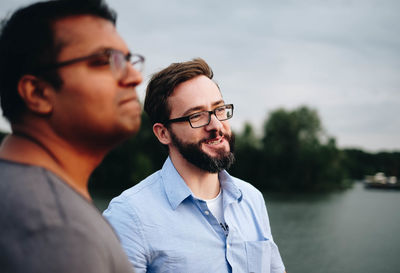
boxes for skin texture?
[152,75,232,200]
[0,15,142,200]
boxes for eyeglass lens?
[110,51,144,80]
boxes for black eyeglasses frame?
[164,104,234,128]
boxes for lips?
[204,137,223,145]
[119,94,139,105]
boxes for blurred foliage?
[88,113,167,196]
[341,149,400,180]
[231,106,348,191]
[1,106,400,194]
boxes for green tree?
[230,122,263,186]
[260,106,347,191]
[342,149,400,179]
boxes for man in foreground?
[0,0,144,272]
[104,58,285,273]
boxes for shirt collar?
[219,170,243,203]
[161,157,243,210]
[161,157,193,210]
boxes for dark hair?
[0,0,117,123]
[144,58,215,125]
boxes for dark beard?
[169,130,235,173]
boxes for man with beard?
[104,58,286,273]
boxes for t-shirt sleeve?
[103,199,148,273]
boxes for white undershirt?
[203,189,229,236]
[205,189,224,225]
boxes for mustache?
[200,131,231,144]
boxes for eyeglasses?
[165,104,234,128]
[37,49,145,80]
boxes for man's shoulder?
[107,169,163,207]
[225,173,265,203]
[0,159,106,231]
[0,160,60,209]
[104,168,173,229]
[0,161,133,273]
[0,159,46,182]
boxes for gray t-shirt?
[0,159,134,273]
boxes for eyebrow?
[181,100,225,116]
[57,47,115,63]
[88,46,130,56]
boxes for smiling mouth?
[204,137,223,145]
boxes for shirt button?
[204,210,210,215]
[227,244,231,249]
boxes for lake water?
[265,182,400,273]
[94,182,400,273]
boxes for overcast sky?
[1,0,399,152]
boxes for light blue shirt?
[104,157,285,273]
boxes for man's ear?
[153,123,172,145]
[17,75,54,115]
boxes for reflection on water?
[94,182,400,273]
[265,182,400,273]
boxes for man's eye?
[189,113,204,122]
[88,56,110,66]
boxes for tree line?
[1,106,399,195]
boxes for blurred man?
[104,58,286,273]
[0,0,144,272]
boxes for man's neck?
[169,152,221,200]
[0,127,106,200]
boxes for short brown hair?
[144,58,215,125]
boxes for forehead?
[168,75,223,115]
[52,15,128,59]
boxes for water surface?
[266,182,400,273]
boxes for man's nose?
[119,62,143,87]
[204,113,223,131]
